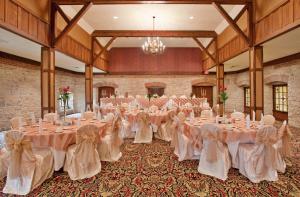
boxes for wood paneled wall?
[108,47,203,74]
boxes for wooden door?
[192,86,213,107]
[98,86,115,103]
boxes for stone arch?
[145,82,166,88]
[191,78,216,86]
[236,79,249,87]
[265,74,289,85]
[93,82,118,88]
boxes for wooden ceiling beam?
[56,4,70,24]
[54,1,92,46]
[233,4,247,23]
[213,2,249,45]
[53,0,251,5]
[92,30,217,38]
[93,37,116,64]
[193,37,216,63]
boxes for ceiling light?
[189,16,194,20]
[113,16,119,19]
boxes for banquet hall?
[0,0,300,195]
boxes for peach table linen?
[22,120,107,151]
[125,110,169,126]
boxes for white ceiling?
[0,28,104,73]
[209,27,300,72]
[62,4,244,47]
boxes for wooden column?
[216,63,225,115]
[85,64,93,111]
[41,47,55,117]
[249,46,264,120]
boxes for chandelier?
[142,16,166,55]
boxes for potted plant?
[219,85,228,117]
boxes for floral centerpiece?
[152,93,159,99]
[58,86,71,121]
[219,85,228,116]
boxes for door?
[192,86,213,107]
[98,86,115,103]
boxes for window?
[59,93,74,111]
[273,85,288,112]
[147,87,164,97]
[244,87,250,113]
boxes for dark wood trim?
[92,37,116,64]
[97,71,205,75]
[193,37,216,63]
[234,4,247,23]
[264,52,300,67]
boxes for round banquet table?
[22,120,108,170]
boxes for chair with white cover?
[173,112,197,161]
[3,130,54,195]
[156,110,176,142]
[170,95,177,99]
[135,95,141,99]
[237,125,286,183]
[98,116,123,161]
[180,95,187,99]
[202,102,210,110]
[83,111,95,120]
[198,123,231,181]
[0,148,9,179]
[64,124,101,180]
[230,112,245,120]
[184,102,193,108]
[262,115,275,125]
[201,110,213,118]
[10,117,24,130]
[134,112,153,144]
[44,113,57,123]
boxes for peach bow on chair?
[197,123,231,181]
[134,112,153,144]
[3,130,54,195]
[64,124,101,180]
[156,110,176,142]
[277,121,293,158]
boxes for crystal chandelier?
[142,16,166,55]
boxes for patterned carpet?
[1,128,300,196]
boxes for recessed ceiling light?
[113,16,119,19]
[189,16,194,20]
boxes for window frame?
[272,84,288,121]
[244,87,250,113]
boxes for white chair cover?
[128,95,134,99]
[83,111,95,120]
[3,130,54,195]
[230,112,245,120]
[198,123,231,181]
[202,102,210,110]
[133,112,153,144]
[155,110,176,142]
[98,116,123,161]
[0,148,9,179]
[44,113,56,123]
[180,95,187,99]
[173,112,197,161]
[184,102,193,108]
[64,124,101,180]
[135,95,141,98]
[238,125,286,183]
[170,95,177,99]
[149,105,159,113]
[105,113,115,123]
[262,115,275,125]
[10,117,23,130]
[201,110,213,118]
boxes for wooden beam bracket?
[92,37,116,65]
[193,37,216,63]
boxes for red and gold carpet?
[1,127,300,196]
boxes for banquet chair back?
[3,130,54,195]
[0,147,9,179]
[64,124,101,180]
[44,113,56,123]
[83,111,95,120]
[262,115,275,125]
[202,102,210,110]
[133,112,153,144]
[201,110,212,118]
[231,112,245,120]
[237,125,286,183]
[149,105,159,113]
[10,117,23,130]
[155,110,176,142]
[198,123,231,181]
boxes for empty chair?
[201,110,213,118]
[262,115,276,125]
[198,123,231,181]
[173,112,197,161]
[44,113,57,123]
[3,130,54,195]
[83,111,95,120]
[98,116,123,161]
[134,112,153,144]
[231,111,245,120]
[237,125,286,183]
[64,124,101,180]
[10,117,24,130]
[156,110,176,142]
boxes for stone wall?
[225,59,300,128]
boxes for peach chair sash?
[5,130,35,179]
[278,121,293,157]
[201,124,221,163]
[177,112,186,124]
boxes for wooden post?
[85,64,93,111]
[249,46,264,120]
[41,47,55,117]
[216,63,225,115]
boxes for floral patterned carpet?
[1,128,300,196]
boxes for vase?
[63,100,67,122]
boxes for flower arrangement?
[152,93,159,98]
[219,85,228,116]
[58,86,71,121]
